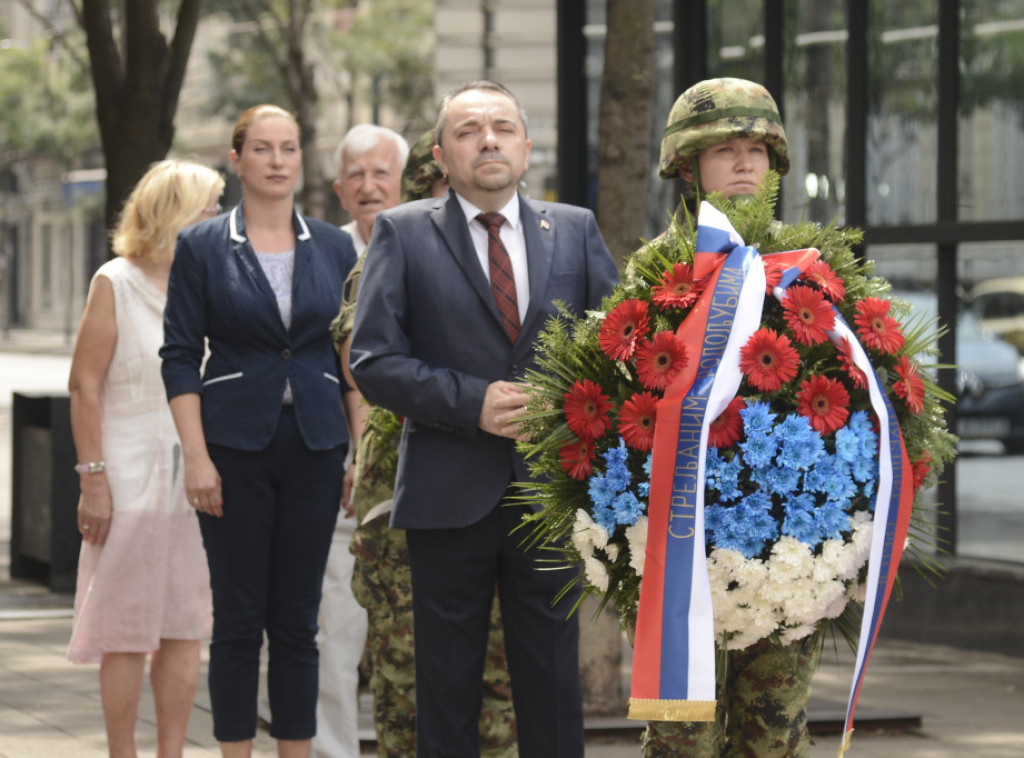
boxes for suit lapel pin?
[540,219,551,231]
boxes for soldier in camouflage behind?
[330,129,517,757]
[634,78,822,758]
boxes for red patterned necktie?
[477,212,520,343]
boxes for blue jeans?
[200,408,344,742]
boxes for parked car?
[965,276,1024,354]
[894,291,1024,453]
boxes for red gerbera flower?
[782,285,835,345]
[563,379,613,440]
[893,354,925,415]
[836,337,868,390]
[854,297,905,354]
[762,258,785,294]
[800,260,847,303]
[797,374,850,434]
[911,450,932,491]
[651,262,705,309]
[599,299,650,361]
[708,396,747,448]
[739,328,800,392]
[635,331,688,391]
[618,391,659,451]
[559,437,596,480]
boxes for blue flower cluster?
[587,438,651,535]
[703,403,879,559]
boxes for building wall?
[434,0,558,200]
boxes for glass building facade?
[559,0,1024,564]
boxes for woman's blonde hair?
[111,159,225,262]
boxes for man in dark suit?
[349,80,618,757]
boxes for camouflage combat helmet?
[659,77,789,180]
[402,128,445,201]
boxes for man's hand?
[479,380,532,440]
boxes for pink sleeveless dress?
[67,258,212,664]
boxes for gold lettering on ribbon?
[669,395,704,539]
[667,259,747,541]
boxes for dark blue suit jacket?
[349,191,618,529]
[161,204,357,452]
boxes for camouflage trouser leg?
[350,510,518,757]
[351,512,417,758]
[641,635,822,758]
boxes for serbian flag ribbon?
[629,203,817,720]
[627,204,762,720]
[830,312,915,757]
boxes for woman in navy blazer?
[161,104,357,755]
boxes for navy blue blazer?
[161,204,357,452]
[349,191,618,529]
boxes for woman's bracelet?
[74,461,106,475]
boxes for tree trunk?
[241,0,327,218]
[80,0,201,254]
[595,0,656,267]
[291,49,325,218]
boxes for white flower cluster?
[706,511,874,649]
[573,506,874,651]
[572,509,612,592]
[572,508,651,593]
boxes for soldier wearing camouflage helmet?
[329,127,517,758]
[660,76,788,206]
[634,78,822,758]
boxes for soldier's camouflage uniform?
[330,129,516,757]
[639,635,821,757]
[634,78,821,758]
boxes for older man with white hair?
[334,124,410,254]
[315,123,409,758]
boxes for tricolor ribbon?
[831,312,915,757]
[628,203,914,758]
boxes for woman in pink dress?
[67,159,224,757]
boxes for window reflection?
[961,241,1024,353]
[865,242,936,290]
[866,1,939,226]
[707,0,765,77]
[959,5,1024,222]
[955,248,1024,564]
[783,0,847,225]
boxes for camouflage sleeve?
[330,250,368,353]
